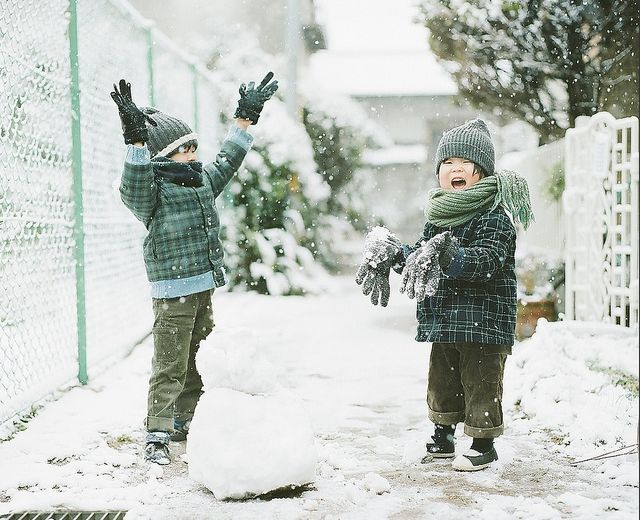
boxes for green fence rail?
[0,0,221,429]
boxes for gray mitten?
[400,231,460,301]
[355,227,402,307]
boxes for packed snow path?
[1,277,637,519]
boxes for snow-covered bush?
[201,39,386,291]
[204,44,332,295]
[219,110,331,295]
[300,86,391,272]
[301,86,389,222]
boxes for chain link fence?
[0,0,221,429]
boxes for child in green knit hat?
[356,118,533,471]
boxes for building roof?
[308,51,458,97]
[310,0,457,97]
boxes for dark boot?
[422,423,456,461]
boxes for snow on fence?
[0,0,220,429]
[564,112,639,327]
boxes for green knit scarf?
[425,170,535,229]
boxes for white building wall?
[499,139,565,258]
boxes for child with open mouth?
[356,118,534,471]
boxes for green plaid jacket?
[120,139,248,286]
[400,206,517,345]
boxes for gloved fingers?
[247,81,255,91]
[238,83,247,96]
[399,264,410,294]
[414,276,426,303]
[369,277,380,306]
[424,271,440,298]
[405,265,417,299]
[383,234,402,250]
[258,71,274,89]
[429,231,451,252]
[118,79,132,101]
[355,262,369,285]
[424,264,442,298]
[440,231,452,249]
[258,85,278,101]
[404,250,418,268]
[264,80,278,96]
[380,275,391,307]
[110,89,122,106]
[399,254,415,294]
[415,249,437,271]
[361,270,376,296]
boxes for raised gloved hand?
[355,227,402,307]
[400,231,460,301]
[234,72,279,124]
[110,79,156,144]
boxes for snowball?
[197,328,280,395]
[187,387,317,499]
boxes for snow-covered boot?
[144,431,171,465]
[170,419,191,442]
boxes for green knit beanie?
[141,107,198,158]
[434,118,495,176]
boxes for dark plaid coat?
[120,140,248,284]
[399,206,517,345]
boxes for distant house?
[308,49,479,240]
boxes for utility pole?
[286,0,300,119]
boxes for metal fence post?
[146,24,156,106]
[68,0,88,385]
[191,63,199,132]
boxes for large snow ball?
[196,328,280,394]
[187,387,317,499]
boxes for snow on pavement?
[0,276,638,519]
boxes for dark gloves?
[436,231,461,270]
[400,231,460,301]
[234,72,279,124]
[110,79,156,144]
[355,227,402,307]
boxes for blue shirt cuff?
[225,126,254,151]
[126,144,150,164]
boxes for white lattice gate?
[564,112,639,326]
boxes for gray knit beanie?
[141,107,198,158]
[434,118,495,176]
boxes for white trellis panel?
[564,112,639,326]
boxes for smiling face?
[438,157,484,190]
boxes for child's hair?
[473,164,486,178]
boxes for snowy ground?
[0,276,638,519]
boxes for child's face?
[438,157,482,190]
[169,144,198,163]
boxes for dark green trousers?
[427,342,509,438]
[146,290,214,432]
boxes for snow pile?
[508,319,639,453]
[186,328,317,499]
[363,472,391,495]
